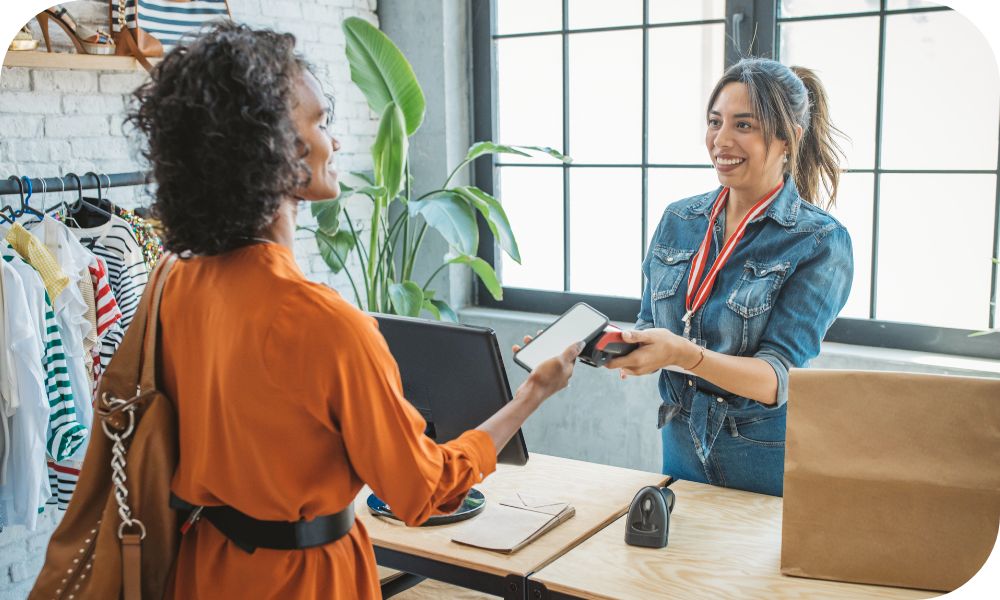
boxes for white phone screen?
[515,303,607,371]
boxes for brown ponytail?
[707,59,848,210]
[790,66,846,209]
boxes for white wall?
[0,1,378,596]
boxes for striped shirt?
[1,244,88,462]
[0,258,51,528]
[72,215,148,375]
[89,256,124,388]
[46,460,80,511]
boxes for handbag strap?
[110,254,176,600]
[96,254,177,428]
[140,253,178,394]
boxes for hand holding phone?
[514,303,609,372]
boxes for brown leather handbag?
[109,0,232,72]
[30,254,180,600]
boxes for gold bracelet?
[686,346,706,371]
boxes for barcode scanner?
[625,486,676,548]
[579,325,639,367]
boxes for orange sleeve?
[270,286,497,526]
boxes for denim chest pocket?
[726,260,790,318]
[649,246,695,302]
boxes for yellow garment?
[78,267,98,392]
[5,223,69,301]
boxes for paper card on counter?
[451,493,575,554]
[499,493,569,516]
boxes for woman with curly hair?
[127,22,580,599]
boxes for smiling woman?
[112,21,583,600]
[605,58,854,497]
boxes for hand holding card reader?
[513,302,638,372]
[579,324,639,367]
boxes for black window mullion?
[493,18,728,41]
[776,5,948,24]
[641,0,650,298]
[471,0,497,306]
[562,0,571,292]
[726,0,777,67]
[870,0,888,320]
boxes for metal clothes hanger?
[23,177,47,226]
[101,173,114,208]
[46,176,82,228]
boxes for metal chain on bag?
[101,393,147,540]
[117,0,127,31]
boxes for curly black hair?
[128,22,315,255]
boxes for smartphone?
[513,302,609,372]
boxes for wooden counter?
[529,480,939,599]
[356,453,667,589]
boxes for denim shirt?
[638,176,853,452]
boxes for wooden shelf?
[2,50,157,72]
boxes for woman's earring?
[782,153,789,164]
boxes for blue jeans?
[661,405,786,497]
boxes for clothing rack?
[0,171,152,197]
[0,168,161,532]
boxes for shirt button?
[716,397,725,403]
[687,380,693,387]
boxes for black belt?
[169,493,355,554]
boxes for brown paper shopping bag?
[781,369,1000,592]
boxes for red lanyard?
[682,182,783,338]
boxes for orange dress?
[160,243,497,599]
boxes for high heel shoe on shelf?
[35,6,115,55]
[8,26,39,52]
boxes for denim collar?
[690,175,801,227]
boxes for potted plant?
[303,17,569,321]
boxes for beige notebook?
[451,493,575,554]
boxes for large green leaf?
[454,186,520,263]
[421,299,440,320]
[311,199,341,235]
[351,171,376,185]
[388,281,423,317]
[449,254,502,300]
[316,229,357,274]
[464,142,572,163]
[372,102,408,201]
[340,184,386,201]
[313,183,383,218]
[420,289,441,320]
[430,299,458,322]
[343,17,425,136]
[407,192,478,255]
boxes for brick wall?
[0,1,378,596]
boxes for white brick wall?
[0,1,379,596]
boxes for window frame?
[470,0,1000,361]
